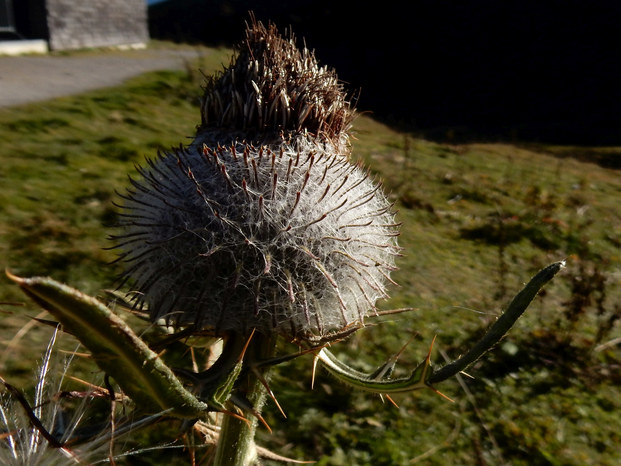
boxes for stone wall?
[46,0,148,51]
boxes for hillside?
[0,44,620,464]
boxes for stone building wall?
[46,0,148,51]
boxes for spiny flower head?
[114,19,400,343]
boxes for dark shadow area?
[0,0,48,40]
[152,1,619,146]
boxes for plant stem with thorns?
[214,333,276,466]
[6,16,566,466]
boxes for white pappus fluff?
[0,329,123,465]
[113,19,401,343]
[116,134,399,340]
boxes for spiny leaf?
[7,272,210,419]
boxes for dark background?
[150,0,621,145]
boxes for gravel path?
[0,48,208,108]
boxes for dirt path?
[0,47,207,108]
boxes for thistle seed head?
[114,19,400,343]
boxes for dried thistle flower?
[199,18,353,144]
[114,19,400,343]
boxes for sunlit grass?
[1,44,620,464]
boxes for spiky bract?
[114,19,400,343]
[200,19,353,145]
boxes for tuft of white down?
[117,133,400,341]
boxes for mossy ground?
[1,44,619,465]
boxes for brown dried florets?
[199,18,354,147]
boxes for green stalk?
[428,260,565,384]
[214,333,276,466]
[311,261,564,395]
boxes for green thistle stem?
[429,260,565,384]
[214,333,276,466]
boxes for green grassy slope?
[1,45,619,465]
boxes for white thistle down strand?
[0,329,177,465]
[1,330,110,465]
[114,19,400,342]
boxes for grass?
[1,43,620,465]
